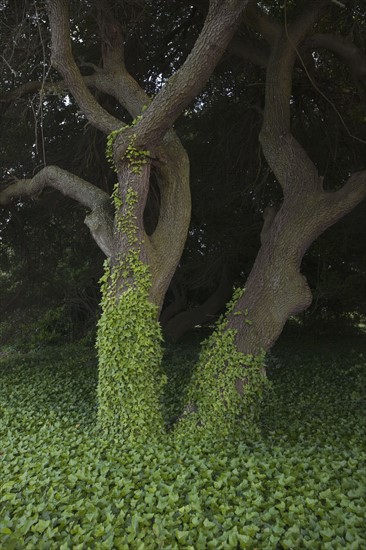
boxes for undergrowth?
[0,337,365,549]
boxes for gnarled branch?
[304,33,366,85]
[130,0,250,147]
[0,166,114,256]
[47,0,121,134]
[259,1,331,195]
[320,171,366,228]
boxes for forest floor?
[0,332,365,549]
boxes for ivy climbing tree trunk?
[2,0,365,444]
[96,158,167,440]
[177,1,366,439]
[1,0,248,440]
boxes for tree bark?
[176,1,366,439]
[0,166,115,256]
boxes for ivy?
[105,113,149,174]
[96,174,166,442]
[1,340,365,548]
[176,288,271,440]
[124,134,150,175]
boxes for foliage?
[96,259,166,442]
[27,306,72,347]
[124,135,150,175]
[0,201,103,348]
[105,114,149,175]
[1,338,365,548]
[96,183,166,441]
[176,288,270,439]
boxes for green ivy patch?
[1,339,365,548]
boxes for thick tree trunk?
[95,131,190,440]
[175,2,366,440]
[96,159,166,441]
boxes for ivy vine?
[176,288,270,440]
[96,116,165,442]
[106,114,150,174]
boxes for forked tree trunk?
[93,0,248,440]
[2,0,365,443]
[96,129,191,439]
[163,266,235,342]
[175,3,366,440]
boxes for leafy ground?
[0,335,365,549]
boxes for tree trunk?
[175,2,366,440]
[96,159,167,441]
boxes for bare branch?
[130,0,250,147]
[324,171,366,222]
[243,3,280,45]
[47,0,122,134]
[304,33,366,84]
[330,0,346,7]
[0,166,108,208]
[0,166,114,256]
[291,170,366,247]
[0,80,60,105]
[260,1,331,194]
[94,0,150,119]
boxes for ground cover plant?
[1,336,365,549]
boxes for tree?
[179,1,366,436]
[1,0,366,441]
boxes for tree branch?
[304,33,366,85]
[263,1,330,137]
[324,171,366,223]
[243,3,280,45]
[147,130,191,307]
[129,0,250,147]
[0,80,59,104]
[93,2,191,307]
[94,0,150,119]
[0,166,114,256]
[47,0,122,134]
[287,169,366,249]
[259,1,331,195]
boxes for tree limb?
[243,2,280,45]
[0,166,114,256]
[129,0,250,147]
[47,0,122,134]
[92,1,192,307]
[95,0,151,119]
[259,1,331,195]
[304,33,366,85]
[323,171,366,224]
